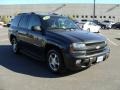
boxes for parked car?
[0,21,4,28]
[80,19,88,24]
[8,12,110,73]
[112,22,120,29]
[0,21,4,25]
[102,20,115,29]
[92,20,106,29]
[83,21,101,33]
[73,19,83,29]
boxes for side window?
[28,15,41,29]
[11,15,21,27]
[19,15,29,29]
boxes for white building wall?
[0,4,119,22]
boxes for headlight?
[70,43,86,51]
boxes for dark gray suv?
[8,12,110,73]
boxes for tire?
[47,49,66,73]
[87,28,90,32]
[102,26,105,29]
[11,38,19,54]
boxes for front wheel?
[47,49,65,73]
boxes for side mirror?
[32,26,42,32]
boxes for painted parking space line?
[99,33,119,46]
[107,38,118,46]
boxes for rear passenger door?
[17,14,30,49]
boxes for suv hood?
[52,30,106,43]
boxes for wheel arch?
[10,34,16,44]
[44,43,64,61]
[45,43,63,54]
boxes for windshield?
[43,16,79,30]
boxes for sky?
[0,0,120,5]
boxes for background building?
[0,4,120,23]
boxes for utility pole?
[93,0,95,20]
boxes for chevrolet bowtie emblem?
[96,46,100,49]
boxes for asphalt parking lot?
[0,27,120,90]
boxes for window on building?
[100,16,102,18]
[85,15,88,18]
[81,15,84,18]
[94,16,97,18]
[113,16,115,18]
[109,16,111,19]
[103,16,106,18]
[76,15,79,18]
[91,16,93,18]
[73,15,75,18]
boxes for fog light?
[76,60,81,65]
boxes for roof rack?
[30,12,36,14]
[17,12,60,16]
[17,13,27,15]
[17,12,36,15]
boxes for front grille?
[86,47,105,55]
[85,41,106,55]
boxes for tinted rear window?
[11,15,21,27]
[18,15,29,29]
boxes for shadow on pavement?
[115,38,120,40]
[0,45,84,78]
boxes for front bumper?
[63,47,110,71]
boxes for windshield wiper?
[48,27,63,29]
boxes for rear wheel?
[87,28,90,32]
[47,49,66,73]
[102,26,105,29]
[11,38,19,54]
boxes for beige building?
[0,4,120,22]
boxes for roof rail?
[17,13,27,15]
[30,12,36,14]
[17,12,36,15]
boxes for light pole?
[49,4,66,14]
[93,0,95,20]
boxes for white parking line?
[99,33,119,46]
[107,38,118,46]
